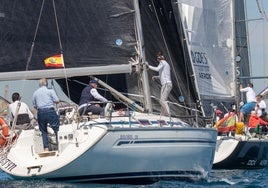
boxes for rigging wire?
[257,0,268,89]
[257,0,268,21]
[25,0,45,73]
[52,0,71,99]
[240,0,268,93]
[150,0,188,108]
[20,0,46,94]
[236,1,262,75]
[23,0,70,100]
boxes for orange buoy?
[0,117,9,146]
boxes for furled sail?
[0,0,136,80]
[176,0,237,115]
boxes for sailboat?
[177,0,268,169]
[0,0,217,183]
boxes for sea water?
[0,168,267,188]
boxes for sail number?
[191,51,208,65]
[191,50,211,79]
[199,72,211,79]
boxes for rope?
[18,0,46,92]
[52,0,71,99]
[150,0,184,100]
[24,0,45,73]
[52,0,63,52]
[256,0,268,21]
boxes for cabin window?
[138,119,151,126]
[157,120,167,126]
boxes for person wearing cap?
[33,78,60,152]
[78,79,108,116]
[239,82,256,122]
[147,52,172,114]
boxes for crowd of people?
[215,82,268,136]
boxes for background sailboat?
[177,0,268,169]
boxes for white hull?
[0,112,217,183]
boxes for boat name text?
[0,156,17,171]
[120,135,138,140]
[246,159,267,167]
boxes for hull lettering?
[0,156,17,172]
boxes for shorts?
[240,102,256,114]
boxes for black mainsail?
[56,1,202,119]
[0,0,202,122]
[0,0,136,79]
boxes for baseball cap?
[89,80,98,84]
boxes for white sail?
[177,0,236,101]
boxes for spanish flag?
[44,54,64,68]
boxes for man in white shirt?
[239,83,256,122]
[9,92,34,126]
[148,52,172,115]
[255,94,266,117]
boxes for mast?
[133,0,152,112]
[235,0,265,100]
[233,0,240,112]
[235,0,251,86]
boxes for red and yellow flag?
[44,54,64,68]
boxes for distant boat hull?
[213,135,268,169]
[0,113,217,184]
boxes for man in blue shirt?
[33,78,60,152]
